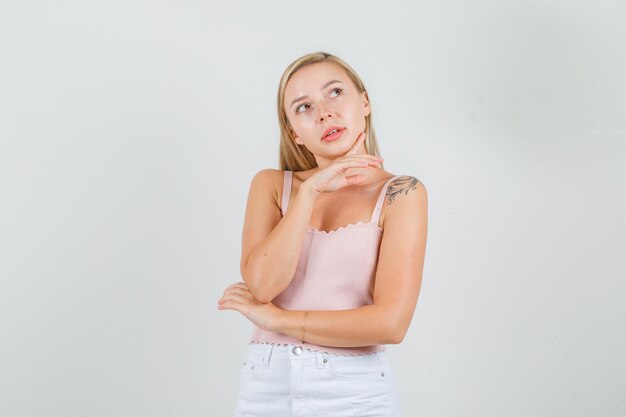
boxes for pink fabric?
[249,171,401,356]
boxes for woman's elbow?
[241,271,274,304]
[252,287,274,304]
[386,320,408,344]
[388,330,406,345]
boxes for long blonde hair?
[277,52,383,171]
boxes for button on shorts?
[233,342,402,417]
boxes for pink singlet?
[249,170,403,356]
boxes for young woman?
[217,51,428,417]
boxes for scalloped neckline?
[306,220,382,236]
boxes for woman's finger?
[229,288,249,298]
[338,156,382,170]
[220,287,249,300]
[226,282,246,289]
[218,292,247,305]
[345,173,368,185]
[217,300,239,311]
[345,131,366,156]
[342,153,383,162]
[339,154,382,164]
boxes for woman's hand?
[304,132,384,194]
[217,282,281,332]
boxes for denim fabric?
[234,343,402,417]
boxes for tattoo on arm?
[386,176,420,204]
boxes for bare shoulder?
[250,168,283,184]
[387,175,426,204]
[380,175,427,228]
[248,168,284,203]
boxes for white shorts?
[233,342,403,417]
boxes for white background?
[1,1,625,416]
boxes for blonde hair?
[276,51,383,171]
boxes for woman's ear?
[291,129,303,145]
[361,91,371,117]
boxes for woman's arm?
[272,178,428,346]
[274,305,397,346]
[240,169,319,304]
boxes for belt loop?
[315,351,325,369]
[263,344,274,368]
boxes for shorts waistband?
[246,342,387,369]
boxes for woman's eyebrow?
[290,80,344,109]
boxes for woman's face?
[283,62,370,164]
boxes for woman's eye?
[330,88,342,97]
[296,104,310,113]
[295,89,341,114]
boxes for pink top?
[249,170,402,356]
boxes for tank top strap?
[370,175,402,226]
[280,170,293,216]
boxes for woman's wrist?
[299,181,321,199]
[269,305,287,333]
[269,307,302,339]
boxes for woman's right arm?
[240,134,382,303]
[239,169,319,304]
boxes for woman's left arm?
[274,178,428,347]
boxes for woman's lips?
[321,128,344,142]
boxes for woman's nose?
[317,103,333,122]
[319,113,332,122]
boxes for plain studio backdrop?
[1,1,624,416]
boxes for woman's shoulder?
[378,171,423,188]
[379,173,427,229]
[387,174,424,190]
[249,168,305,200]
[252,168,313,178]
[247,169,286,204]
[385,173,425,198]
[251,168,298,184]
[382,174,426,213]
